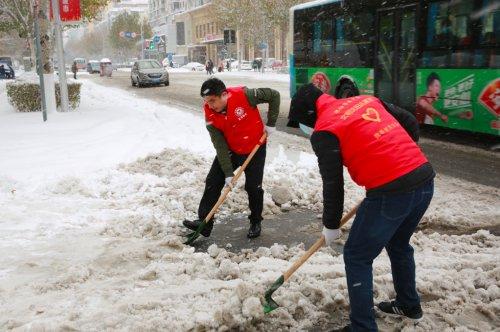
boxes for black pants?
[198,144,266,224]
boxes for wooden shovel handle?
[204,133,267,223]
[283,203,360,281]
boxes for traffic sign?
[153,35,160,44]
[120,31,138,39]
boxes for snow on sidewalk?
[0,77,498,331]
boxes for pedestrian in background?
[71,61,78,79]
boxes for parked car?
[240,60,252,70]
[270,59,283,69]
[0,62,15,79]
[0,56,13,67]
[100,58,113,77]
[86,60,100,74]
[131,60,169,87]
[73,57,86,71]
[182,62,205,71]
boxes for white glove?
[322,227,341,247]
[265,125,276,137]
[224,177,234,189]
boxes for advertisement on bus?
[416,69,500,135]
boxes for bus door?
[375,5,417,110]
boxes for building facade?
[149,0,287,66]
[173,1,224,65]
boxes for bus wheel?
[335,80,359,99]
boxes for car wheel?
[131,77,135,86]
[164,81,169,86]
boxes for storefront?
[188,45,206,64]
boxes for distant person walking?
[208,59,215,75]
[0,65,5,79]
[71,61,78,79]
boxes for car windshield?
[139,61,161,69]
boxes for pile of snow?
[0,77,498,331]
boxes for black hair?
[287,83,324,128]
[200,77,226,97]
[426,72,440,87]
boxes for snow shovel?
[263,203,360,313]
[184,132,267,245]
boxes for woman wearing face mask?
[288,83,435,332]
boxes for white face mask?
[299,123,314,137]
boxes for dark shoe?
[377,300,423,320]
[182,219,214,237]
[247,221,261,239]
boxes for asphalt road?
[84,70,500,189]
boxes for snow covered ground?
[0,76,498,331]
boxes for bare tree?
[211,0,309,61]
[260,0,309,60]
[0,0,36,59]
[0,0,110,64]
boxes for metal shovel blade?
[263,275,284,314]
[184,222,206,245]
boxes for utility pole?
[51,0,69,112]
[140,20,144,60]
[34,1,48,121]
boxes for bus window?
[479,0,499,44]
[333,12,374,67]
[293,4,373,68]
[333,13,375,67]
[474,49,500,68]
[421,50,448,68]
[450,51,472,67]
[293,9,313,67]
[426,0,474,47]
[312,17,334,67]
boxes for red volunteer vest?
[204,87,264,154]
[315,94,428,189]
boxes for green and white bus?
[289,0,499,136]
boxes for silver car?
[131,60,169,87]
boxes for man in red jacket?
[183,78,280,239]
[288,83,435,331]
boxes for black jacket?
[311,102,435,229]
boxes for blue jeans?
[343,179,434,331]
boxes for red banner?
[50,0,81,23]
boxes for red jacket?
[204,87,264,154]
[315,94,428,189]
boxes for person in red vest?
[183,78,280,239]
[288,83,435,332]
